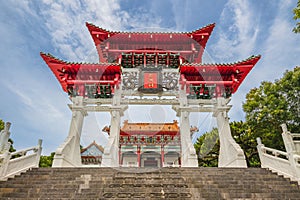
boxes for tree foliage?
[39,152,55,167]
[194,122,260,167]
[195,67,299,167]
[230,121,260,167]
[293,0,300,33]
[243,67,300,150]
[0,120,4,131]
[194,128,219,167]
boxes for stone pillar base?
[52,154,81,167]
[101,154,119,167]
[181,154,198,167]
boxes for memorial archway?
[41,22,260,168]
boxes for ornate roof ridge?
[86,22,215,34]
[81,140,104,153]
[123,120,178,125]
[40,52,66,64]
[182,55,261,66]
[40,52,120,66]
[190,23,216,34]
[124,122,178,125]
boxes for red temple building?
[80,141,104,165]
[41,22,260,168]
[116,120,180,167]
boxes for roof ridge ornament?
[86,21,215,34]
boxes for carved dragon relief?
[162,72,179,91]
[122,71,179,91]
[122,71,139,90]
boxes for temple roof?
[81,140,104,156]
[40,52,121,92]
[121,120,179,131]
[120,120,179,136]
[86,22,215,36]
[180,55,261,93]
[41,51,260,95]
[180,55,261,67]
[86,22,215,63]
[41,22,260,98]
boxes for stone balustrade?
[0,139,42,180]
[257,124,300,184]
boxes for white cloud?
[3,80,69,130]
[212,0,259,61]
[38,0,127,62]
[1,78,71,154]
[260,0,300,75]
[10,0,38,19]
[37,0,165,63]
[227,0,300,122]
[171,0,188,30]
[246,0,300,87]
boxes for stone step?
[0,167,299,199]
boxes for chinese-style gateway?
[41,22,260,168]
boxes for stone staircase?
[0,167,299,200]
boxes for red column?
[137,146,141,167]
[216,86,221,97]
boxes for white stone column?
[101,109,122,167]
[179,111,198,167]
[177,85,198,167]
[101,86,124,167]
[214,97,247,167]
[281,124,296,153]
[53,96,87,167]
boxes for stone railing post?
[281,124,300,181]
[34,139,43,168]
[0,143,11,178]
[0,122,11,152]
[281,124,296,153]
[256,137,266,168]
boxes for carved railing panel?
[0,139,42,180]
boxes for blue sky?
[0,0,299,155]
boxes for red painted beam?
[106,49,196,54]
[67,80,117,84]
[184,81,235,85]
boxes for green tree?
[194,128,219,167]
[230,121,260,167]
[293,0,300,33]
[194,122,260,167]
[194,67,299,167]
[39,152,55,167]
[0,120,4,131]
[243,67,300,151]
[8,139,16,153]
